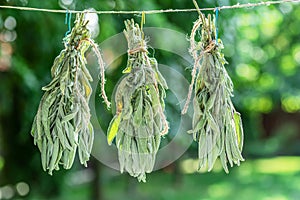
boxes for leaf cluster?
[31,13,98,174]
[107,19,168,182]
[187,14,244,173]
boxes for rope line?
[0,0,299,15]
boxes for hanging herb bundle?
[182,13,244,173]
[107,19,168,182]
[31,12,110,175]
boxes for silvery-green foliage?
[107,19,168,182]
[184,14,244,173]
[31,13,108,175]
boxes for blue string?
[65,10,72,37]
[215,8,219,45]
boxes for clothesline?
[0,0,299,15]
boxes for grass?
[27,156,300,200]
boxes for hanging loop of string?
[65,10,72,36]
[141,11,146,40]
[214,8,219,45]
[0,0,299,14]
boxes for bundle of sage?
[182,13,244,173]
[107,19,168,182]
[31,12,110,175]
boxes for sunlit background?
[1,0,300,199]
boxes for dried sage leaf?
[107,19,169,182]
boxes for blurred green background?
[1,0,300,199]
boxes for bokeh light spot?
[180,159,197,174]
[282,95,300,113]
[238,40,253,55]
[0,156,4,170]
[1,185,14,199]
[258,73,276,90]
[4,16,17,30]
[254,157,300,174]
[241,27,259,41]
[274,35,289,50]
[243,96,273,113]
[259,9,282,38]
[3,30,17,42]
[84,9,100,38]
[61,0,73,5]
[251,46,268,64]
[208,183,233,198]
[292,44,300,64]
[280,55,296,76]
[236,64,259,81]
[16,182,30,196]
